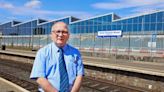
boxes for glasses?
[52,30,69,35]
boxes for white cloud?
[24,0,41,9]
[0,1,92,19]
[92,0,164,10]
[12,9,92,19]
[128,2,164,16]
[0,2,14,9]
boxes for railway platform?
[0,77,29,92]
[0,48,164,77]
[0,48,164,91]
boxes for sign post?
[148,33,157,59]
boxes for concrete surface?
[0,77,29,92]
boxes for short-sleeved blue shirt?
[30,42,84,92]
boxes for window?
[157,12,163,23]
[144,15,150,23]
[150,13,157,23]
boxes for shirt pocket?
[46,58,57,78]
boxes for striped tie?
[59,48,69,92]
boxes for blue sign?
[151,34,157,42]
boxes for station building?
[0,10,164,54]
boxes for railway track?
[0,59,38,92]
[0,59,148,92]
[0,71,38,92]
[82,76,149,92]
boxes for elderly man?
[30,22,84,92]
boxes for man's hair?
[51,21,69,31]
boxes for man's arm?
[71,75,83,92]
[36,77,58,92]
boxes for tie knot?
[59,48,63,53]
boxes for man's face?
[51,22,69,47]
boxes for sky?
[0,0,164,23]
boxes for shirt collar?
[52,42,68,53]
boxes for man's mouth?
[58,38,64,40]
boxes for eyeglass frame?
[51,30,69,35]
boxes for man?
[30,22,84,92]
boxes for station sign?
[148,42,156,48]
[148,34,157,48]
[97,30,122,38]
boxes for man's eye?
[56,31,61,33]
[63,31,68,34]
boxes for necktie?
[59,48,69,92]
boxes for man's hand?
[71,75,83,92]
[36,77,58,92]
